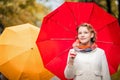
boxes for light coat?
[64,48,111,80]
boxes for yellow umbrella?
[0,23,54,80]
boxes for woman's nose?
[81,33,85,36]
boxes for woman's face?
[78,26,93,45]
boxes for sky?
[36,0,65,11]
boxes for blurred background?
[0,0,120,28]
[0,0,120,80]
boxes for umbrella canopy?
[36,2,120,80]
[0,23,54,80]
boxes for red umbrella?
[36,2,120,80]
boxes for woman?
[64,23,111,80]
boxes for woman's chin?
[80,41,89,45]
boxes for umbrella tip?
[31,48,33,50]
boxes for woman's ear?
[91,33,94,38]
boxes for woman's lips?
[80,38,86,40]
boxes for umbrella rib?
[0,48,29,64]
[46,3,79,35]
[96,20,117,33]
[97,41,113,44]
[17,49,32,80]
[0,44,29,65]
[86,3,94,23]
[50,19,76,35]
[66,2,78,26]
[50,38,74,40]
[45,46,72,67]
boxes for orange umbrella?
[0,23,54,80]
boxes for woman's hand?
[68,50,77,65]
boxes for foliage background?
[0,0,119,27]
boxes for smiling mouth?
[81,38,86,40]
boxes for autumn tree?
[0,0,50,27]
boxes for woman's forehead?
[78,26,89,30]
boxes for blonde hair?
[76,23,97,43]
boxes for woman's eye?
[78,31,89,34]
[85,32,88,34]
[78,32,81,34]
